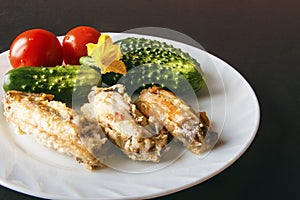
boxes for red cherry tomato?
[9,29,63,68]
[62,26,101,65]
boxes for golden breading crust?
[2,90,106,170]
[135,86,210,154]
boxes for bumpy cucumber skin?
[3,65,101,103]
[80,37,205,92]
[116,37,205,91]
[79,57,189,93]
[117,63,194,95]
[115,37,205,92]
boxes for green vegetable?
[81,37,205,92]
[80,56,122,86]
[3,65,102,103]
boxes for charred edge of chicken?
[135,86,210,154]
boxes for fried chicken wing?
[81,84,169,162]
[2,90,106,170]
[135,86,210,154]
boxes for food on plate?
[81,84,170,162]
[2,65,102,104]
[3,34,128,105]
[135,86,210,154]
[9,29,63,68]
[2,90,106,169]
[2,29,212,169]
[82,37,205,92]
[81,56,193,94]
[62,26,101,65]
[117,63,196,94]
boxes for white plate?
[0,33,260,199]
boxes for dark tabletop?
[0,0,299,199]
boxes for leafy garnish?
[86,34,126,74]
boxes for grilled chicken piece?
[81,84,169,162]
[2,91,106,170]
[135,86,210,154]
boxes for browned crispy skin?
[81,85,170,162]
[2,90,106,170]
[135,86,210,154]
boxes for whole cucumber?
[115,37,205,92]
[3,65,102,104]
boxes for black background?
[0,0,299,199]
